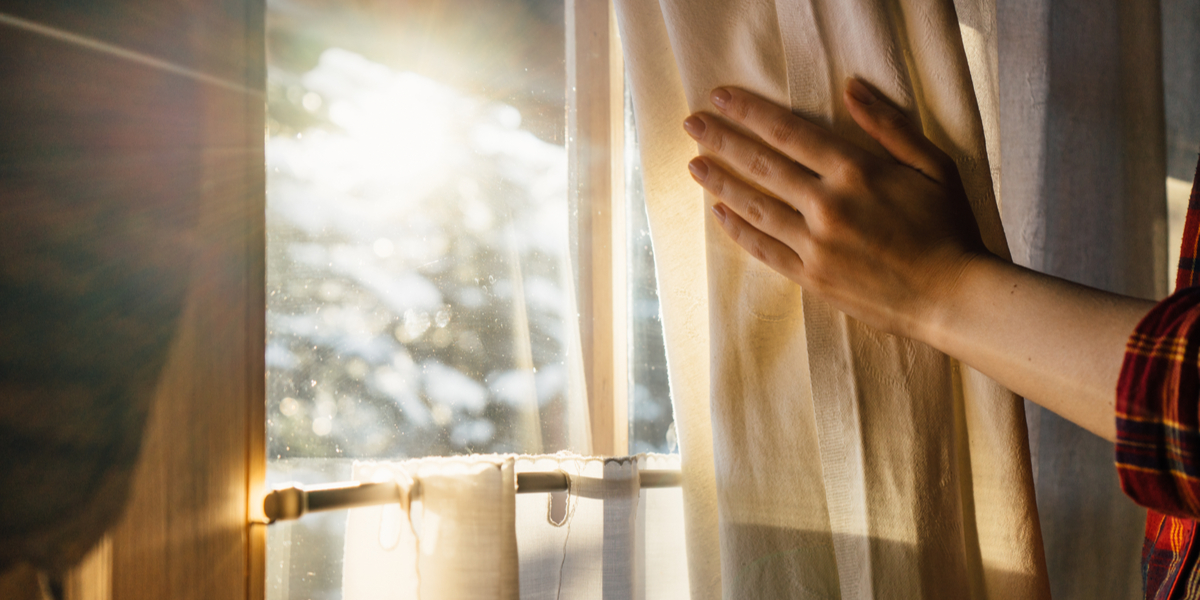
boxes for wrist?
[910,250,1003,351]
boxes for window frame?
[82,1,634,598]
[62,1,268,598]
[566,0,630,457]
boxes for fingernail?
[688,158,709,181]
[711,88,731,109]
[683,116,706,137]
[711,203,727,223]
[847,78,877,105]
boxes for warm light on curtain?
[341,454,689,599]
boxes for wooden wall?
[0,1,265,598]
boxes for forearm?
[920,254,1155,442]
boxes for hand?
[683,79,990,340]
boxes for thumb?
[843,78,955,183]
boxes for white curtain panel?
[343,456,519,600]
[342,454,689,600]
[613,0,1050,598]
[997,1,1167,598]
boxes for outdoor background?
[264,1,674,598]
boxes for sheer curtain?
[340,454,689,600]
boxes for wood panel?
[105,0,266,597]
[65,537,111,600]
[0,14,205,577]
[0,0,265,595]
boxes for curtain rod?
[263,469,683,522]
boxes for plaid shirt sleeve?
[1108,288,1200,518]
[1117,155,1200,521]
[1116,287,1200,519]
[1114,156,1200,599]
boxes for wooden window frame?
[69,1,631,598]
[63,2,267,599]
[567,0,630,458]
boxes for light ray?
[0,11,261,96]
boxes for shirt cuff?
[1116,286,1200,519]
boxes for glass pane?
[266,1,569,597]
[267,1,570,463]
[265,2,677,596]
[625,90,675,455]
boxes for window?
[263,1,671,597]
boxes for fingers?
[705,86,862,176]
[841,78,956,183]
[688,157,809,245]
[710,202,804,279]
[683,113,819,208]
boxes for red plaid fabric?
[1116,154,1200,599]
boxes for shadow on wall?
[0,3,203,577]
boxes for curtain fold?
[343,456,519,600]
[610,3,722,597]
[614,1,1050,598]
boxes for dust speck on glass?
[265,1,671,598]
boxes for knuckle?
[808,198,847,232]
[856,155,889,184]
[880,108,910,131]
[860,160,885,182]
[806,201,834,230]
[807,249,836,287]
[834,158,871,188]
[749,240,771,263]
[746,151,773,178]
[710,129,727,153]
[811,270,832,293]
[707,169,727,197]
[744,195,768,225]
[727,220,743,242]
[802,255,826,287]
[730,96,751,121]
[767,117,799,147]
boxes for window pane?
[266,1,568,597]
[267,1,569,463]
[625,92,675,455]
[265,2,676,597]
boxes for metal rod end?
[263,484,306,522]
